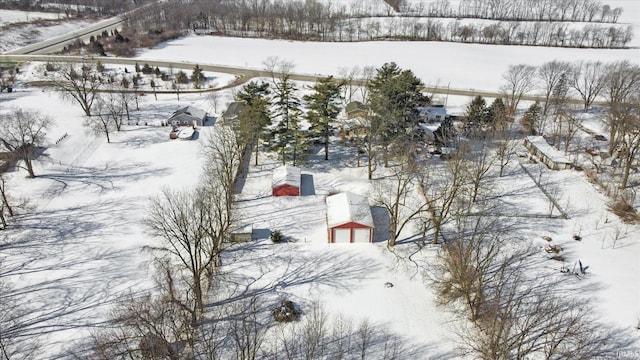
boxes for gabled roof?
[222,102,245,120]
[272,165,301,188]
[326,192,374,228]
[168,105,207,122]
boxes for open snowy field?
[1,2,640,358]
[1,79,639,357]
[0,9,67,25]
[135,34,640,94]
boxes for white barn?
[326,192,374,243]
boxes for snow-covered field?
[1,3,640,358]
[0,9,67,25]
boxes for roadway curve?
[0,53,610,107]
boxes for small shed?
[230,224,253,242]
[523,136,572,170]
[272,165,301,197]
[168,105,207,127]
[326,192,374,243]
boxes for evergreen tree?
[191,64,205,89]
[465,95,489,133]
[303,76,344,160]
[521,101,543,135]
[272,73,304,165]
[368,62,427,165]
[487,97,511,130]
[236,81,271,166]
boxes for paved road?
[0,53,612,107]
[4,17,125,55]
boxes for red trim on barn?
[329,223,373,243]
[272,184,300,197]
[333,222,370,229]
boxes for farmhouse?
[524,136,573,170]
[272,165,301,196]
[326,192,374,243]
[167,105,207,127]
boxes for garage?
[326,192,375,243]
[333,228,351,243]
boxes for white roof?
[326,192,374,228]
[272,165,301,188]
[525,136,571,164]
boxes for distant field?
[0,9,66,26]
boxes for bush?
[610,197,640,224]
[272,300,301,322]
[270,230,285,243]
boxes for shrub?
[610,197,640,224]
[270,230,285,243]
[272,300,301,322]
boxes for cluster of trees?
[0,0,154,16]
[399,0,624,23]
[120,0,632,48]
[430,215,632,358]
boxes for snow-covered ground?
[1,3,640,358]
[0,9,67,25]
[136,35,640,94]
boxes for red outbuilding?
[272,165,301,197]
[326,192,374,243]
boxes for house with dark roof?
[219,102,245,126]
[167,106,207,127]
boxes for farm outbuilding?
[524,136,573,170]
[326,192,374,243]
[272,165,301,197]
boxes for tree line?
[398,0,623,23]
[121,0,633,49]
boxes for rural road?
[0,53,610,107]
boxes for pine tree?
[236,81,271,166]
[487,98,510,130]
[368,62,427,165]
[191,64,205,89]
[521,101,543,135]
[303,76,344,160]
[272,73,303,165]
[465,95,489,133]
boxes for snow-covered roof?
[525,136,571,164]
[419,105,447,118]
[272,165,301,188]
[326,192,374,228]
[168,105,207,122]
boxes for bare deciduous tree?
[49,62,103,116]
[570,60,606,112]
[372,147,429,246]
[603,60,640,154]
[500,64,537,114]
[537,60,572,116]
[0,108,51,178]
